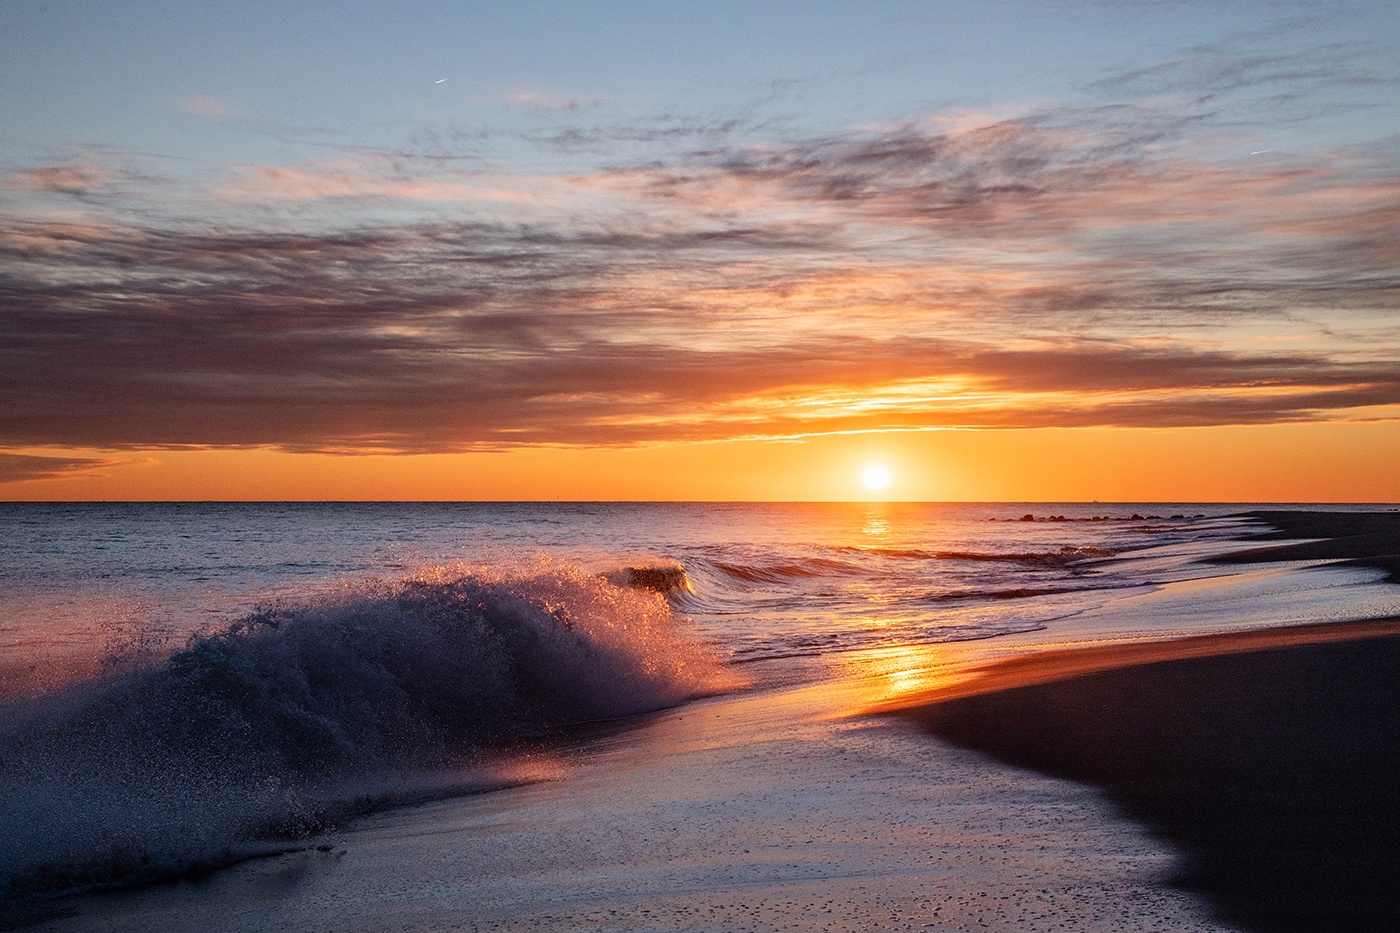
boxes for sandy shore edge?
[874,509,1400,931]
[886,614,1400,932]
[869,614,1400,712]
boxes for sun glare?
[862,464,891,492]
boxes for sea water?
[0,501,1394,899]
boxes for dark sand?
[894,510,1400,933]
[1214,508,1400,582]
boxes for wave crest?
[0,561,723,898]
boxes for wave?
[934,585,1091,602]
[604,563,694,597]
[708,556,865,585]
[0,561,723,899]
[727,621,1054,664]
[680,545,1118,605]
[931,581,1141,602]
[842,546,940,559]
[932,546,1117,567]
[834,545,1117,567]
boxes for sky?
[2,0,1398,501]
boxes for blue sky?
[2,0,1398,496]
[7,1,1391,169]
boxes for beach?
[6,662,1235,933]
[6,0,1400,926]
[3,505,1399,932]
[890,510,1400,931]
[892,617,1400,932]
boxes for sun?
[862,464,891,492]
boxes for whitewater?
[2,501,1397,920]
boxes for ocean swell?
[0,561,722,899]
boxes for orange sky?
[7,420,1398,501]
[4,6,1398,502]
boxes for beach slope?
[893,617,1400,932]
[1213,509,1400,581]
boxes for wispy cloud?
[0,453,120,483]
[3,35,1397,456]
[504,88,606,112]
[2,175,1396,454]
[4,163,116,196]
[213,162,585,206]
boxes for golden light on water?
[827,641,985,715]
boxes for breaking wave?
[606,563,695,597]
[0,561,723,899]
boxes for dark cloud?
[2,206,1396,452]
[0,453,117,483]
[3,97,1397,454]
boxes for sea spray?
[0,560,724,898]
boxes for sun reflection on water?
[862,514,890,538]
[830,641,985,714]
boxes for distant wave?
[708,557,865,585]
[934,585,1086,602]
[932,581,1141,602]
[850,546,940,559]
[726,621,1052,664]
[836,545,1117,566]
[692,546,1117,596]
[932,546,1116,567]
[0,562,723,899]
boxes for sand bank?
[893,617,1400,932]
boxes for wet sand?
[1214,509,1400,582]
[10,676,1232,933]
[891,511,1400,931]
[894,619,1400,932]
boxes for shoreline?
[870,614,1400,710]
[893,619,1400,931]
[1213,508,1400,582]
[889,510,1400,931]
[880,497,1400,933]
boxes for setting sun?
[862,464,892,492]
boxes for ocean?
[2,501,1397,908]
